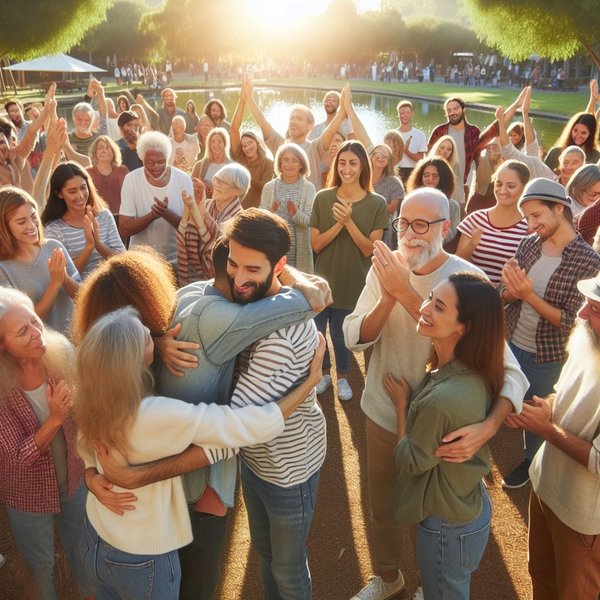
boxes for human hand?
[371,240,411,301]
[332,200,352,224]
[270,200,280,213]
[495,105,505,122]
[502,258,533,300]
[466,228,483,250]
[434,420,494,462]
[506,396,552,437]
[383,373,410,413]
[154,322,200,377]
[47,247,67,285]
[47,381,72,424]
[521,86,532,114]
[95,441,145,491]
[83,213,95,247]
[46,118,68,153]
[151,196,169,219]
[591,79,600,102]
[135,94,144,104]
[286,200,297,217]
[307,333,326,387]
[85,468,137,515]
[291,272,333,313]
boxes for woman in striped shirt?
[456,160,530,283]
[42,162,124,280]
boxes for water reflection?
[177,87,564,152]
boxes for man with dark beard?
[344,188,528,600]
[307,90,351,140]
[499,178,600,489]
[428,97,480,190]
[507,271,600,599]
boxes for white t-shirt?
[398,127,428,168]
[120,167,192,265]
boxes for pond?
[174,86,565,153]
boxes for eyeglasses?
[392,217,446,234]
[583,188,600,201]
[371,152,388,159]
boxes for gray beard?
[399,232,443,271]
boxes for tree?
[1,0,113,60]
[77,1,161,64]
[461,0,600,67]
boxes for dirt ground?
[0,347,533,600]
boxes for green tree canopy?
[461,0,600,66]
[78,0,161,63]
[1,0,113,60]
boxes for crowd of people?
[0,73,599,600]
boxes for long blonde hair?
[74,307,154,453]
[0,287,72,399]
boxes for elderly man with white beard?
[506,271,600,600]
[343,188,528,600]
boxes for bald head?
[401,188,450,221]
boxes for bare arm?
[310,223,344,254]
[585,79,599,114]
[62,140,92,167]
[119,212,158,238]
[243,76,272,140]
[229,87,245,156]
[32,115,66,210]
[136,94,159,125]
[521,87,536,145]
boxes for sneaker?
[337,378,353,401]
[350,571,405,600]
[411,587,424,600]
[501,458,531,489]
[316,374,332,394]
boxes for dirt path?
[0,349,532,599]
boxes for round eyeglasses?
[392,217,446,234]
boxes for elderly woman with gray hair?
[119,131,193,267]
[566,163,600,215]
[177,162,250,284]
[260,142,316,273]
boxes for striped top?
[457,210,529,284]
[231,320,326,488]
[44,209,125,279]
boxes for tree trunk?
[580,39,600,71]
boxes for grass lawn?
[2,75,588,120]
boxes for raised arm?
[243,75,272,141]
[585,79,599,114]
[229,84,245,156]
[334,84,372,150]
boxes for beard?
[229,267,274,304]
[568,317,600,352]
[448,113,464,125]
[398,229,443,271]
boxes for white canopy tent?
[3,53,106,73]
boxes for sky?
[246,0,380,18]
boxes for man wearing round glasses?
[344,188,528,600]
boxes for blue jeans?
[178,509,229,600]
[314,307,351,374]
[417,487,491,600]
[509,342,564,460]
[80,515,181,600]
[5,483,91,600]
[241,462,320,600]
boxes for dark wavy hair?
[556,112,599,153]
[41,162,107,225]
[407,156,455,199]
[327,140,373,191]
[428,272,505,400]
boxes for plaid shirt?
[500,233,600,363]
[428,121,481,184]
[574,200,600,245]
[0,384,84,513]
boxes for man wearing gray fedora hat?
[507,270,600,598]
[500,177,600,489]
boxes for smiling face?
[370,146,390,170]
[161,89,176,109]
[571,123,591,147]
[279,149,303,182]
[521,200,561,241]
[143,149,168,181]
[323,92,340,116]
[95,140,115,164]
[209,133,226,160]
[417,279,464,342]
[337,150,362,186]
[7,104,23,127]
[241,135,259,160]
[197,116,214,139]
[398,106,412,126]
[171,118,185,141]
[288,108,312,140]
[7,202,40,247]
[559,150,585,183]
[0,304,47,361]
[494,166,525,207]
[212,175,240,204]
[227,239,280,304]
[59,176,90,214]
[73,110,93,136]
[445,101,464,125]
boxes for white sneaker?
[350,571,405,599]
[316,374,332,394]
[337,378,353,401]
[411,586,424,600]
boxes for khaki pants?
[529,490,600,600]
[366,417,405,572]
